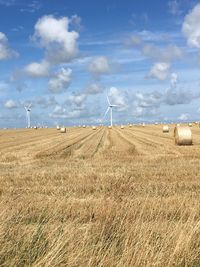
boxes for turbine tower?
[103,95,119,127]
[24,104,31,128]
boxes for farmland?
[1,125,200,266]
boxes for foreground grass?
[1,126,200,266]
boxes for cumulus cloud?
[85,83,104,95]
[49,105,83,119]
[164,87,192,105]
[182,4,200,48]
[132,106,158,118]
[88,56,112,76]
[68,93,87,107]
[108,87,127,109]
[4,99,18,109]
[33,15,79,64]
[131,73,200,119]
[142,44,182,62]
[148,62,170,80]
[170,72,178,87]
[0,32,17,60]
[134,91,161,108]
[35,95,57,108]
[24,60,50,77]
[48,67,72,93]
[178,113,189,121]
[126,34,182,62]
[52,105,66,115]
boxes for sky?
[0,0,200,128]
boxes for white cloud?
[48,67,72,93]
[142,44,182,62]
[35,96,57,108]
[88,56,111,76]
[168,0,181,15]
[49,105,82,119]
[33,15,79,64]
[126,34,182,62]
[20,1,42,13]
[85,83,104,95]
[182,4,200,48]
[0,0,15,6]
[170,72,178,87]
[178,113,189,121]
[148,62,170,80]
[132,106,158,118]
[0,32,16,60]
[108,87,127,108]
[68,93,87,107]
[135,91,161,108]
[125,35,143,47]
[52,105,66,115]
[24,60,50,77]
[4,99,18,109]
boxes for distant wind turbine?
[24,104,32,128]
[102,94,120,127]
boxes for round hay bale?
[56,125,60,130]
[60,127,66,133]
[92,126,96,130]
[163,125,169,133]
[34,126,37,129]
[129,124,132,127]
[108,126,112,129]
[121,125,124,129]
[174,126,192,145]
[83,125,86,128]
[188,123,192,127]
[142,123,145,127]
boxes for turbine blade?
[102,107,110,120]
[106,94,111,106]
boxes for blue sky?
[0,0,200,127]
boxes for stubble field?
[1,125,200,266]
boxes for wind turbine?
[102,95,120,127]
[24,104,32,128]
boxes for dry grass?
[1,125,200,266]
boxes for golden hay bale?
[83,125,86,128]
[121,125,124,129]
[174,126,192,145]
[60,127,66,133]
[108,126,112,129]
[142,123,145,127]
[34,126,37,129]
[163,125,169,133]
[92,126,96,130]
[56,126,60,130]
[129,124,132,127]
[188,123,192,127]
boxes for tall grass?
[1,126,200,266]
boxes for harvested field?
[1,125,200,266]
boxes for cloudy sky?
[1,0,200,127]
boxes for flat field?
[1,125,200,266]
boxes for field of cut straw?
[1,125,200,266]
